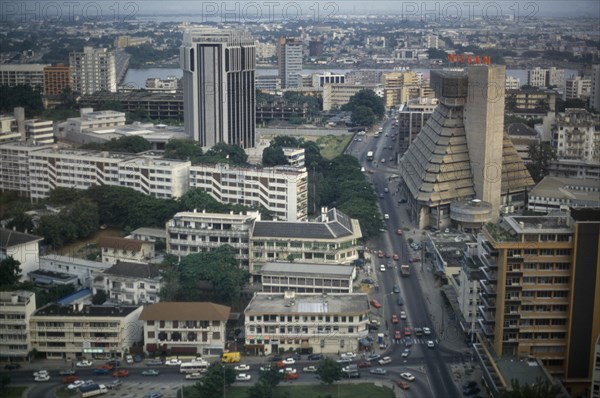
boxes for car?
[4,363,21,370]
[464,387,482,396]
[361,278,374,285]
[380,264,386,272]
[400,311,407,320]
[35,374,50,382]
[284,372,299,380]
[235,373,252,382]
[165,359,182,366]
[404,337,413,347]
[381,158,386,163]
[385,252,391,258]
[410,257,421,263]
[384,187,389,193]
[357,361,371,368]
[378,356,392,365]
[185,372,204,380]
[302,365,317,373]
[107,379,122,389]
[282,357,296,365]
[100,364,114,371]
[423,327,432,335]
[113,369,129,377]
[308,353,323,361]
[396,228,403,235]
[76,360,93,367]
[63,375,79,384]
[67,380,86,390]
[392,314,399,324]
[133,355,143,363]
[340,352,356,359]
[58,369,76,376]
[427,340,435,348]
[366,354,381,362]
[384,213,389,220]
[126,355,134,364]
[404,327,412,336]
[343,371,361,379]
[234,364,250,372]
[414,327,423,336]
[397,297,404,306]
[336,358,352,364]
[392,253,400,261]
[146,359,164,366]
[370,368,387,375]
[394,331,402,340]
[370,298,382,308]
[144,393,163,398]
[259,364,272,372]
[106,360,121,367]
[93,368,111,375]
[369,319,381,327]
[33,370,48,377]
[462,381,478,390]
[142,369,160,376]
[400,372,415,381]
[379,193,384,198]
[278,367,297,374]
[377,251,384,258]
[397,381,411,390]
[401,349,411,358]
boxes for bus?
[367,151,374,161]
[179,361,209,374]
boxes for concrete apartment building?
[69,47,117,95]
[0,142,53,196]
[322,83,382,111]
[0,228,43,281]
[278,37,303,89]
[397,98,437,153]
[30,303,143,359]
[383,71,421,108]
[552,108,600,163]
[139,302,230,356]
[282,147,305,168]
[181,28,256,148]
[57,108,126,140]
[0,64,48,90]
[189,163,308,222]
[312,72,345,89]
[505,76,520,90]
[528,67,565,92]
[260,262,355,294]
[478,209,600,396]
[249,207,362,274]
[565,76,591,100]
[166,210,260,270]
[506,88,557,119]
[43,64,71,97]
[98,237,155,265]
[25,119,54,145]
[92,261,161,305]
[0,291,36,359]
[590,65,600,112]
[39,255,111,287]
[243,291,370,355]
[528,176,600,213]
[400,66,534,229]
[0,108,53,145]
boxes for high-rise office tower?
[181,28,256,148]
[69,47,117,95]
[277,37,303,89]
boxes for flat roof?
[56,289,92,305]
[496,357,550,388]
[245,293,369,315]
[29,269,77,281]
[139,302,230,321]
[260,262,354,277]
[34,302,140,317]
[129,227,167,239]
[530,176,600,204]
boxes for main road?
[347,117,461,398]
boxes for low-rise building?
[282,147,305,168]
[0,291,36,359]
[0,228,43,281]
[552,108,600,163]
[528,176,600,213]
[139,302,231,356]
[56,108,126,140]
[25,119,54,145]
[92,261,161,304]
[260,262,355,293]
[98,237,155,265]
[243,291,370,355]
[39,255,111,287]
[29,303,143,359]
[322,83,382,111]
[28,269,79,287]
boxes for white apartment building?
[312,73,345,89]
[506,76,521,90]
[98,237,155,265]
[552,108,600,163]
[565,76,592,100]
[450,268,482,336]
[255,41,277,60]
[39,254,111,287]
[0,291,36,359]
[0,228,43,281]
[0,64,48,90]
[189,163,308,222]
[322,84,382,111]
[30,303,143,359]
[0,142,54,196]
[69,47,117,95]
[92,261,161,305]
[118,156,190,199]
[25,119,54,145]
[139,302,230,356]
[166,210,259,270]
[528,176,600,213]
[282,147,305,168]
[278,37,303,89]
[243,292,370,355]
[57,108,126,140]
[527,67,565,92]
[590,65,600,112]
[260,262,355,294]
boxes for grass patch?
[314,135,353,160]
[55,387,78,398]
[183,383,394,398]
[1,386,28,398]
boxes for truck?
[367,151,374,161]
[400,264,410,277]
[79,384,108,397]
[220,351,241,363]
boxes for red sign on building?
[447,53,491,65]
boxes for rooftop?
[139,302,231,321]
[56,288,93,305]
[129,227,167,239]
[260,262,354,277]
[103,261,160,279]
[507,123,537,137]
[530,176,600,204]
[28,269,78,281]
[97,236,151,252]
[34,303,140,317]
[0,290,35,304]
[245,292,369,315]
[0,228,43,249]
[428,232,477,268]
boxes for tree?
[202,143,248,166]
[195,363,235,398]
[0,257,22,287]
[0,84,44,115]
[92,290,107,305]
[527,142,556,183]
[164,139,204,164]
[247,366,283,398]
[499,377,563,398]
[351,105,376,126]
[262,146,288,166]
[315,357,342,385]
[342,89,385,118]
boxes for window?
[212,332,220,340]
[147,331,155,338]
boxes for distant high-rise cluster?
[181,28,256,149]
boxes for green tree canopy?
[92,290,107,305]
[262,146,288,166]
[499,377,563,398]
[201,143,248,165]
[164,139,204,164]
[342,89,385,118]
[0,85,44,115]
[0,257,22,287]
[81,136,152,153]
[315,357,342,385]
[526,142,556,183]
[350,105,376,127]
[194,363,236,398]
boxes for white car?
[165,359,182,366]
[67,380,86,390]
[34,374,50,382]
[378,356,392,365]
[234,364,250,372]
[279,367,297,374]
[76,360,93,367]
[340,352,356,359]
[259,364,271,372]
[401,349,411,358]
[282,358,295,365]
[33,370,48,377]
[400,311,407,320]
[380,264,386,272]
[427,340,435,348]
[400,372,416,381]
[423,327,432,335]
[384,213,389,220]
[235,373,251,382]
[126,355,134,364]
[302,366,317,373]
[185,372,204,380]
[191,357,205,363]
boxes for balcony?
[477,319,495,337]
[478,306,495,323]
[479,280,497,296]
[479,292,496,309]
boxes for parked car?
[165,359,182,366]
[361,278,374,285]
[282,357,295,365]
[76,360,93,367]
[397,381,411,390]
[141,369,160,376]
[234,364,250,372]
[235,373,252,382]
[370,299,382,308]
[58,369,76,376]
[67,380,86,390]
[366,354,381,362]
[400,372,415,381]
[302,366,317,373]
[357,361,371,368]
[370,368,387,375]
[106,360,120,367]
[126,355,134,364]
[133,355,143,363]
[340,352,356,359]
[278,368,297,374]
[185,372,204,380]
[146,359,163,366]
[93,368,111,375]
[259,364,272,372]
[34,374,50,382]
[284,372,299,380]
